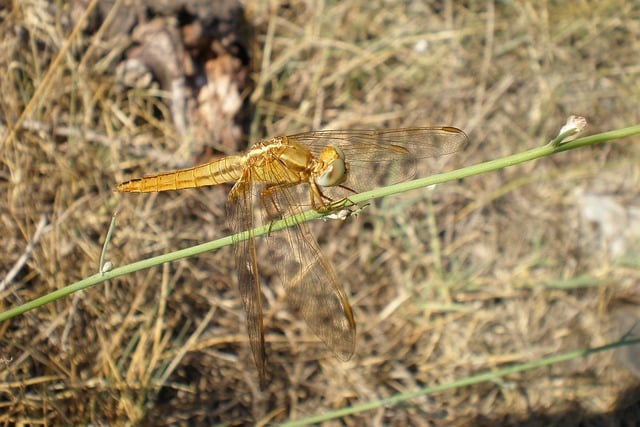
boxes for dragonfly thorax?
[315,146,347,187]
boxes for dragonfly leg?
[310,181,361,213]
[308,180,331,211]
[260,188,283,221]
[320,184,359,211]
[259,182,300,220]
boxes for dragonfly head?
[316,146,347,187]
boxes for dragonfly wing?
[290,127,468,161]
[289,127,468,193]
[228,177,267,388]
[265,186,356,360]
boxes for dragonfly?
[116,127,468,387]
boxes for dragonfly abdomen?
[116,156,244,192]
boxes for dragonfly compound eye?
[316,147,347,187]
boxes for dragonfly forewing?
[289,127,468,193]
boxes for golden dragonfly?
[116,127,468,387]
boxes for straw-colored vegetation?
[2,0,640,425]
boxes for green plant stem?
[273,337,640,426]
[0,124,638,323]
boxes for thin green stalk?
[273,337,640,426]
[0,124,638,323]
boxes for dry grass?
[2,0,640,425]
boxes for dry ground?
[2,0,640,425]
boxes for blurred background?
[1,0,639,425]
